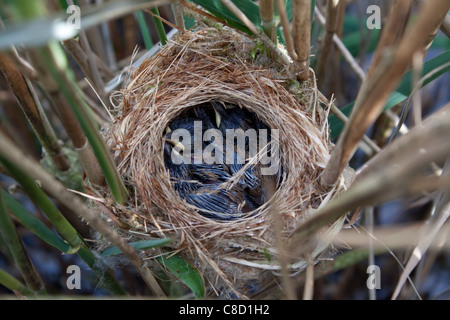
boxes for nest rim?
[102,26,349,297]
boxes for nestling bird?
[163,102,281,220]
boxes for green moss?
[40,146,84,192]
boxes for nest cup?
[104,27,348,297]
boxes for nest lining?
[103,27,346,297]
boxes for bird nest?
[102,27,349,298]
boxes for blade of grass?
[149,7,168,46]
[0,131,165,297]
[37,43,129,204]
[2,190,127,295]
[158,253,205,299]
[136,10,154,50]
[2,190,70,253]
[0,154,82,252]
[101,238,172,257]
[0,189,45,293]
[0,268,34,296]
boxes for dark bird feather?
[163,102,282,220]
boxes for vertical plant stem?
[365,206,376,300]
[150,7,168,46]
[171,1,185,31]
[302,254,314,300]
[0,190,45,293]
[76,0,110,64]
[292,0,311,81]
[68,0,106,99]
[259,0,275,40]
[37,43,129,203]
[314,6,365,81]
[0,52,70,171]
[45,87,106,185]
[10,0,127,197]
[276,0,297,60]
[316,0,341,83]
[271,198,297,300]
[25,47,104,186]
[137,10,154,50]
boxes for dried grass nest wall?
[104,27,347,296]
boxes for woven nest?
[103,27,349,298]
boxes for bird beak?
[165,138,185,151]
[165,126,172,134]
[212,103,221,128]
[215,110,221,128]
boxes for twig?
[276,0,297,61]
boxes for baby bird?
[163,102,280,220]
